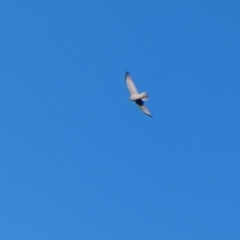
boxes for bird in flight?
[125,72,153,117]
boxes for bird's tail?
[139,92,148,101]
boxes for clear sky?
[0,1,239,239]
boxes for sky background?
[0,1,239,239]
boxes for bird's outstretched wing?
[125,72,139,95]
[135,99,153,117]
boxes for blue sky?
[0,1,239,239]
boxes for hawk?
[125,72,152,117]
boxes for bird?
[125,72,153,117]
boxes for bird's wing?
[135,99,153,117]
[125,72,139,95]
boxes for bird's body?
[125,72,152,117]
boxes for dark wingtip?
[125,71,129,79]
[147,112,153,118]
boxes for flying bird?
[125,72,152,117]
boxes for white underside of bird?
[125,72,152,117]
